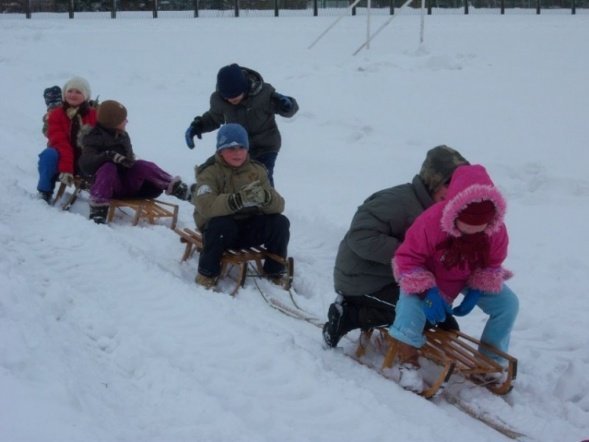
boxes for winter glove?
[422,287,451,324]
[241,180,271,206]
[227,180,271,212]
[58,172,74,186]
[452,288,482,317]
[106,151,134,168]
[272,92,294,113]
[185,117,203,149]
[43,85,62,110]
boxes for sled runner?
[174,227,294,296]
[355,327,517,398]
[52,177,89,210]
[107,198,179,229]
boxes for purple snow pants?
[90,160,173,205]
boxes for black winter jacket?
[193,67,299,158]
[78,124,135,177]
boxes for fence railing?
[1,0,585,18]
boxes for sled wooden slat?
[174,227,293,295]
[356,327,517,398]
[52,177,89,210]
[108,198,178,229]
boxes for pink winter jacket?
[392,164,511,303]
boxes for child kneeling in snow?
[389,164,519,393]
[79,100,189,224]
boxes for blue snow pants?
[389,284,519,364]
[37,147,59,192]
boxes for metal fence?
[1,0,585,17]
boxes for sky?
[0,8,588,442]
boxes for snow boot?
[169,179,189,201]
[397,341,424,394]
[470,370,507,386]
[89,205,108,224]
[38,191,53,204]
[264,272,288,288]
[195,273,217,290]
[322,300,355,348]
[186,182,197,202]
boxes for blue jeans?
[37,147,59,192]
[389,285,519,364]
[253,152,277,187]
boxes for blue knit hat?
[216,64,248,99]
[216,123,249,151]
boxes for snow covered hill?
[1,11,588,441]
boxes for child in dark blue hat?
[184,64,299,186]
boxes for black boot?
[186,183,197,202]
[170,180,188,201]
[89,205,108,224]
[38,191,53,204]
[322,301,356,348]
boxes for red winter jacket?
[46,104,97,174]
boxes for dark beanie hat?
[457,200,496,225]
[419,145,469,194]
[216,64,248,99]
[97,100,127,129]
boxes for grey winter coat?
[194,67,299,159]
[193,153,285,230]
[333,175,435,297]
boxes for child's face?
[226,93,245,105]
[432,184,449,202]
[64,88,86,107]
[219,146,248,167]
[456,220,488,235]
[115,119,128,131]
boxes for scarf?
[65,102,89,148]
[437,231,490,271]
[64,102,89,173]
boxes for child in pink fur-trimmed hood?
[388,164,519,393]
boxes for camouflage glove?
[240,180,271,206]
[228,180,271,211]
[58,172,74,186]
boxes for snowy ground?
[1,10,588,442]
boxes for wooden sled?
[355,328,517,398]
[107,198,179,229]
[174,227,294,296]
[52,177,89,210]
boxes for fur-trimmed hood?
[441,164,506,237]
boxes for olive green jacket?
[192,153,285,230]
